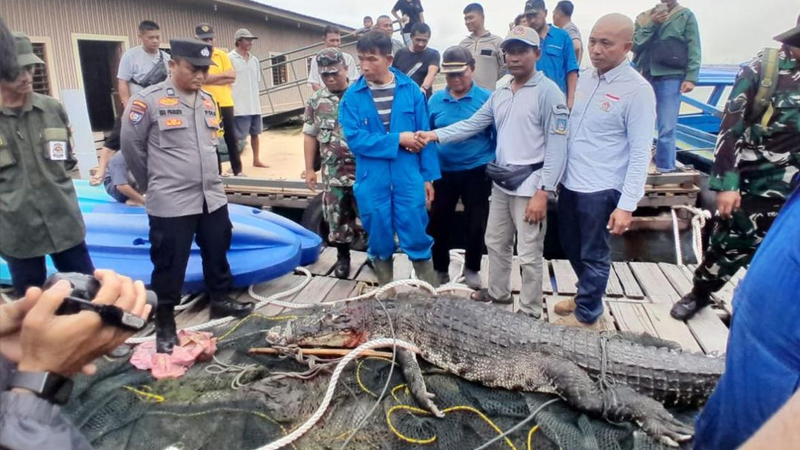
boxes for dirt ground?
[222,122,306,180]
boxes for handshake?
[400,131,439,153]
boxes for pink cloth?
[130,330,218,380]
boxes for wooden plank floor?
[174,250,739,356]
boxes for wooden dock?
[175,249,739,356]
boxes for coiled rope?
[671,205,711,266]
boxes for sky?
[261,0,798,65]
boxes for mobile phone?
[655,3,668,13]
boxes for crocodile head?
[266,301,391,348]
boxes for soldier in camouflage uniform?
[303,48,359,279]
[671,23,800,321]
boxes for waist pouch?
[486,161,544,191]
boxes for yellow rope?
[122,386,164,403]
[527,425,540,450]
[386,404,519,449]
[355,357,397,398]
[217,313,298,342]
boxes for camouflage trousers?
[693,195,784,294]
[322,182,359,245]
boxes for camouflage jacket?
[710,47,800,198]
[302,87,355,187]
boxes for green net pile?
[61,314,695,450]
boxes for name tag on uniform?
[49,141,67,160]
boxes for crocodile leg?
[614,332,683,351]
[543,356,693,446]
[397,349,444,417]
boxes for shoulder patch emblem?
[203,98,215,110]
[165,118,184,127]
[129,111,144,125]
[554,118,568,135]
[158,97,180,107]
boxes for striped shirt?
[368,77,396,131]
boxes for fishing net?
[62,313,696,450]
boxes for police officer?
[0,33,95,296]
[303,48,360,279]
[670,18,800,321]
[121,39,254,353]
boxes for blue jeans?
[694,190,800,449]
[651,76,683,172]
[557,187,620,324]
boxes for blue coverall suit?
[694,188,800,449]
[339,68,441,261]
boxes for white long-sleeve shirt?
[564,62,656,211]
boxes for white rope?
[671,205,711,266]
[204,355,258,390]
[254,338,421,450]
[174,294,203,312]
[125,267,314,345]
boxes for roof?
[209,0,356,33]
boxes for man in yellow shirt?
[196,23,242,176]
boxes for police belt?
[485,161,544,191]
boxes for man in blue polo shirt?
[525,0,579,109]
[427,46,495,288]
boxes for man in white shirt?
[229,28,267,168]
[417,26,569,319]
[307,26,359,92]
[553,14,656,329]
[117,20,171,107]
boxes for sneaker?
[470,288,513,304]
[463,269,482,290]
[553,297,577,316]
[670,290,712,321]
[554,314,603,331]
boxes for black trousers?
[148,203,233,308]
[428,165,492,273]
[218,105,243,175]
[5,242,95,297]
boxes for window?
[271,54,288,86]
[31,43,51,96]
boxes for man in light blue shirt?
[525,0,579,108]
[418,27,569,318]
[427,46,495,288]
[552,14,656,328]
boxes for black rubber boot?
[209,293,255,319]
[670,289,712,321]
[333,244,351,279]
[155,305,178,354]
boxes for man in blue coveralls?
[339,31,441,287]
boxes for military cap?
[524,0,547,15]
[440,46,475,74]
[501,26,541,49]
[195,23,215,40]
[13,32,45,67]
[774,15,800,48]
[316,48,346,74]
[170,39,216,67]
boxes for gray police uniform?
[120,49,232,310]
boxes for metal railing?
[256,23,402,117]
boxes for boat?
[0,181,324,292]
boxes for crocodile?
[266,293,725,446]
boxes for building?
[1,0,356,131]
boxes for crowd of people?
[1,0,800,448]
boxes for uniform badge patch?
[555,118,568,135]
[203,98,215,110]
[49,141,67,160]
[165,118,184,127]
[158,97,180,107]
[166,88,176,97]
[200,47,210,57]
[599,100,612,113]
[129,111,144,124]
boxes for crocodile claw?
[637,412,694,447]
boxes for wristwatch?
[8,370,74,405]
